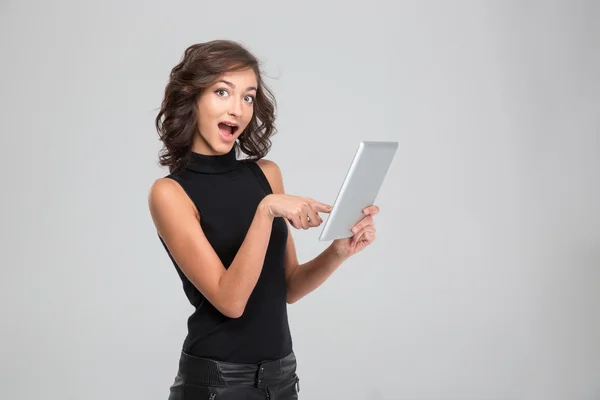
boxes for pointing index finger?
[313,201,333,213]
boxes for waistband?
[176,351,297,389]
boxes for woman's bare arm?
[257,159,345,304]
[148,177,273,318]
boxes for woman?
[149,39,379,399]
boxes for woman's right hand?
[260,194,332,230]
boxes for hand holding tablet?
[319,141,398,242]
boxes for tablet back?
[319,141,398,241]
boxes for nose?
[228,97,243,118]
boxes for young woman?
[149,40,379,399]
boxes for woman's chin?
[212,138,235,153]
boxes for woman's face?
[193,68,258,155]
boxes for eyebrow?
[217,79,257,92]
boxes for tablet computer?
[319,141,398,241]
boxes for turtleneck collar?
[184,147,238,174]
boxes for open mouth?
[218,122,239,137]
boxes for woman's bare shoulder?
[256,159,284,194]
[148,177,199,220]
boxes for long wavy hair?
[155,40,277,173]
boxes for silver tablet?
[319,141,398,241]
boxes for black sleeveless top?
[159,147,292,363]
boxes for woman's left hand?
[330,205,379,260]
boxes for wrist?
[328,242,349,262]
[258,195,274,219]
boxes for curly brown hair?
[154,40,277,173]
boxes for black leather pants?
[167,350,300,399]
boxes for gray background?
[1,0,599,399]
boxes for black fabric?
[167,351,300,400]
[159,147,292,364]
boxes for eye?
[244,95,255,104]
[215,89,229,97]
